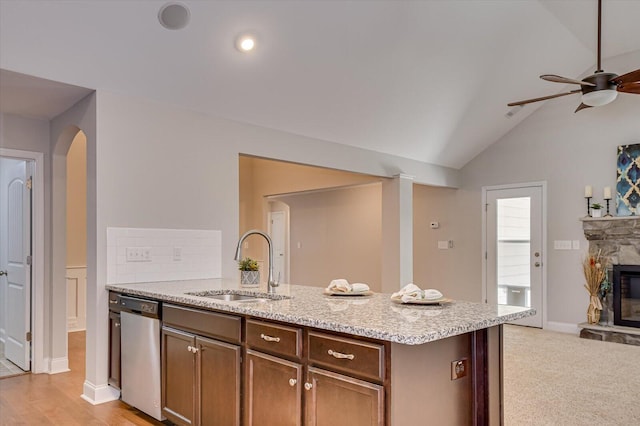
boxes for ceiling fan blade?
[540,74,596,86]
[610,69,640,85]
[508,89,581,107]
[618,82,640,94]
[575,103,592,113]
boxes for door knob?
[0,270,7,276]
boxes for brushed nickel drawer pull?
[109,299,119,304]
[328,349,355,360]
[304,382,313,390]
[289,378,297,387]
[260,333,281,343]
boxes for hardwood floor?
[0,331,166,425]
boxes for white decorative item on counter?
[241,270,260,286]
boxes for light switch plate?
[553,240,571,250]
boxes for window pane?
[496,197,530,307]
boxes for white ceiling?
[1,0,638,169]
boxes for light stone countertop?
[106,278,535,345]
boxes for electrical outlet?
[451,358,468,380]
[173,247,182,261]
[438,241,449,250]
[126,247,152,262]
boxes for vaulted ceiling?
[1,0,639,169]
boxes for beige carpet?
[504,324,640,425]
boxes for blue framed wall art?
[617,143,640,216]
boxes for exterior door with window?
[485,184,544,328]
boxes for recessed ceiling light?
[158,2,190,30]
[235,34,256,52]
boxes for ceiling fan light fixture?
[581,89,618,107]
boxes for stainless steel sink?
[205,293,265,302]
[185,290,290,302]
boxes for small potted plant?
[238,257,260,286]
[591,202,603,218]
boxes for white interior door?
[3,159,32,370]
[268,210,287,284]
[485,184,544,328]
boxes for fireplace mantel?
[581,216,640,265]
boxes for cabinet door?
[197,336,241,426]
[306,367,384,426]
[244,350,302,426]
[108,311,121,388]
[162,327,196,426]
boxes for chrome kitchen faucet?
[234,229,278,293]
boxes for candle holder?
[586,196,592,217]
[604,198,612,217]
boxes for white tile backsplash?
[107,227,222,284]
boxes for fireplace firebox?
[613,265,640,328]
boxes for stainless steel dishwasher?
[119,294,164,421]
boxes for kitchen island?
[107,279,534,426]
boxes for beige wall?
[275,183,382,290]
[239,156,383,283]
[240,156,382,232]
[413,184,479,301]
[66,131,86,267]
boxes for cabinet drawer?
[246,319,302,360]
[163,304,241,344]
[308,331,385,382]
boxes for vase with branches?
[582,250,609,324]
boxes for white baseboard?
[545,321,580,334]
[81,380,121,405]
[48,356,70,374]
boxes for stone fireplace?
[580,216,640,346]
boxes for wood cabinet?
[162,327,196,425]
[108,292,121,389]
[305,367,384,426]
[306,331,385,426]
[199,336,241,426]
[244,349,303,426]
[162,305,241,426]
[244,320,386,426]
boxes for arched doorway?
[50,126,87,374]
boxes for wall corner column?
[381,174,413,293]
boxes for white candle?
[585,185,593,198]
[604,186,612,200]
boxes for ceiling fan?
[508,0,640,112]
